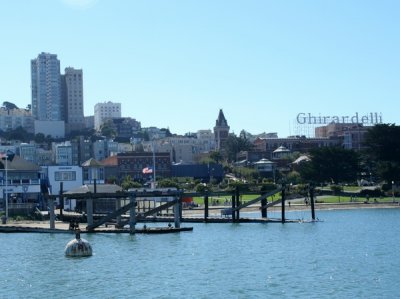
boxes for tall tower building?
[31,52,62,121]
[94,101,121,131]
[62,67,85,132]
[214,109,230,151]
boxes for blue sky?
[0,0,399,137]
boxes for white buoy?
[65,229,92,257]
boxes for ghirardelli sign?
[296,112,383,125]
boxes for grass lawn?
[192,194,275,206]
[316,196,396,203]
[191,194,398,205]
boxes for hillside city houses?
[0,52,372,213]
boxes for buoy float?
[65,229,92,257]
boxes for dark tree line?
[297,124,400,185]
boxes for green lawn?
[192,194,274,206]
[191,194,397,206]
[316,196,396,203]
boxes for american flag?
[0,150,15,161]
[142,167,153,174]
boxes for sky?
[0,0,399,137]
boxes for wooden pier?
[0,184,318,234]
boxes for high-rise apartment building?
[31,53,62,121]
[62,67,85,132]
[94,101,121,131]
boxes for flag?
[142,167,153,174]
[0,150,15,162]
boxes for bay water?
[1,208,400,298]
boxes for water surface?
[1,208,400,298]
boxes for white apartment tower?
[94,101,121,131]
[62,67,85,132]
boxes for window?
[55,171,76,181]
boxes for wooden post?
[204,193,209,221]
[310,184,316,221]
[235,187,240,220]
[87,198,94,227]
[261,192,267,218]
[116,198,122,226]
[174,197,181,228]
[179,195,183,222]
[129,195,136,234]
[281,184,286,223]
[231,192,236,221]
[49,197,55,229]
[59,182,64,219]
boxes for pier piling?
[49,196,55,229]
[281,185,286,223]
[204,193,209,221]
[310,184,316,221]
[129,195,136,234]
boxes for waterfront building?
[214,109,230,151]
[94,101,121,131]
[41,165,83,211]
[0,155,41,215]
[116,152,172,181]
[81,158,105,184]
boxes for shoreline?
[1,202,398,230]
[182,201,400,216]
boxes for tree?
[1,127,33,142]
[34,133,46,144]
[100,120,117,139]
[2,101,18,110]
[157,178,180,189]
[225,134,254,162]
[121,175,141,190]
[363,124,400,183]
[298,147,360,184]
[209,151,223,164]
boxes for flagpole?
[5,157,8,219]
[152,142,156,188]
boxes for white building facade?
[94,101,121,131]
[43,165,83,211]
[0,107,34,133]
